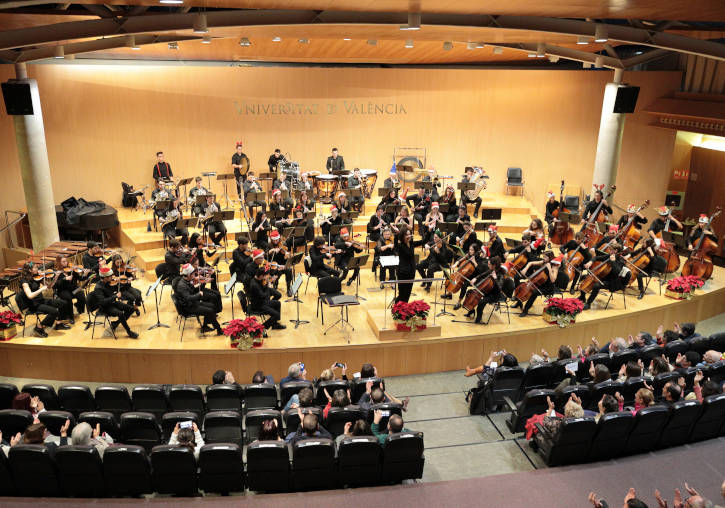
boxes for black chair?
[9,444,61,497]
[708,360,725,385]
[505,167,524,194]
[639,344,665,364]
[350,377,383,404]
[381,431,425,483]
[283,406,322,437]
[483,277,515,324]
[292,438,336,490]
[689,393,725,442]
[485,367,525,409]
[58,385,96,417]
[658,399,701,448]
[314,380,349,407]
[563,194,579,210]
[368,402,404,431]
[160,411,199,441]
[710,332,725,353]
[663,339,688,362]
[622,376,648,407]
[199,443,245,494]
[555,384,591,414]
[246,441,291,492]
[14,294,48,338]
[154,262,175,303]
[0,383,19,410]
[103,445,153,497]
[243,383,278,411]
[518,363,554,398]
[169,384,205,416]
[316,275,345,325]
[38,410,75,436]
[577,353,610,383]
[78,411,119,440]
[534,416,597,466]
[203,410,243,447]
[94,385,133,420]
[0,444,13,496]
[623,405,670,455]
[687,335,713,356]
[506,389,556,433]
[550,358,573,386]
[652,372,681,401]
[0,409,32,437]
[120,412,162,452]
[131,385,169,420]
[609,350,638,378]
[587,411,634,461]
[151,445,198,496]
[86,291,117,340]
[171,293,203,342]
[21,383,60,410]
[206,384,242,412]
[56,445,106,498]
[589,380,624,410]
[280,380,314,408]
[338,435,382,486]
[325,406,365,437]
[245,409,283,444]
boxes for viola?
[446,255,476,294]
[462,272,497,312]
[619,200,650,250]
[583,185,616,247]
[513,263,551,303]
[549,180,574,245]
[682,208,721,280]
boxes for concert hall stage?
[1,265,724,385]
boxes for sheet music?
[146,276,163,297]
[224,272,237,295]
[380,255,399,267]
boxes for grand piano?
[55,202,119,241]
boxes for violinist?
[486,225,506,260]
[523,218,546,253]
[92,267,138,338]
[268,230,293,297]
[624,237,661,299]
[152,151,173,181]
[559,231,591,292]
[248,265,286,330]
[243,172,266,218]
[648,206,682,245]
[310,236,341,279]
[456,221,478,253]
[165,240,193,279]
[334,227,364,286]
[53,255,88,323]
[109,254,143,314]
[392,206,413,234]
[511,251,560,318]
[374,227,397,283]
[578,242,626,311]
[189,232,219,292]
[82,241,106,274]
[395,225,426,303]
[454,205,471,236]
[231,238,252,285]
[176,263,223,335]
[460,167,483,219]
[462,256,506,323]
[617,204,648,234]
[287,206,310,249]
[379,188,400,224]
[367,206,387,244]
[245,249,269,286]
[688,214,718,251]
[581,189,612,225]
[347,168,365,212]
[440,185,458,222]
[161,197,189,247]
[544,192,560,231]
[320,206,342,239]
[423,202,444,243]
[201,194,226,246]
[296,190,315,213]
[232,142,249,194]
[189,257,222,312]
[417,231,451,293]
[189,177,209,217]
[18,262,69,336]
[408,187,431,235]
[450,241,486,308]
[252,211,271,251]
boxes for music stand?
[341,211,359,221]
[439,222,458,237]
[328,224,345,245]
[458,182,475,192]
[435,268,455,317]
[331,170,350,179]
[153,200,171,232]
[201,171,217,190]
[378,187,391,197]
[177,178,193,212]
[376,255,399,295]
[439,203,452,215]
[415,181,433,190]
[217,210,235,261]
[246,192,267,217]
[303,211,316,221]
[323,294,360,337]
[268,209,290,221]
[217,173,236,209]
[259,172,276,181]
[385,204,403,217]
[288,274,308,329]
[559,212,581,226]
[479,208,502,221]
[146,276,170,330]
[222,272,238,324]
[348,254,369,301]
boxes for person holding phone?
[169,422,204,460]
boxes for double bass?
[583,185,616,247]
[681,208,721,280]
[654,211,682,274]
[549,180,574,245]
[620,200,650,250]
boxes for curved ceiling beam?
[493,43,624,69]
[0,10,722,60]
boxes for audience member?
[617,361,644,382]
[336,419,373,447]
[70,422,113,457]
[2,421,69,458]
[285,386,314,412]
[281,362,307,385]
[589,364,612,386]
[212,369,239,386]
[169,422,204,460]
[360,363,377,378]
[596,394,620,422]
[12,393,46,416]
[649,357,672,376]
[661,381,682,406]
[675,352,701,374]
[372,411,409,445]
[285,411,332,445]
[677,322,700,342]
[317,362,348,383]
[251,370,275,384]
[256,419,282,441]
[632,388,654,413]
[465,350,518,377]
[322,388,352,419]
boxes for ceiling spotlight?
[594,24,608,43]
[168,41,178,50]
[527,52,536,58]
[53,45,64,59]
[583,62,592,69]
[400,11,421,30]
[493,47,503,55]
[466,42,476,50]
[126,35,140,50]
[159,0,183,4]
[548,55,560,63]
[443,41,452,51]
[536,42,545,57]
[239,37,251,46]
[298,38,309,44]
[272,36,281,42]
[193,12,208,34]
[595,56,603,68]
[577,36,588,45]
[202,35,212,44]
[405,40,414,48]
[367,39,377,46]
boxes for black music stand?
[458,182,476,193]
[153,200,171,232]
[246,192,267,217]
[348,254,369,301]
[378,187,391,197]
[259,172,276,181]
[268,209,290,221]
[177,178,193,212]
[285,251,305,303]
[439,222,458,238]
[194,194,208,217]
[385,204,403,218]
[480,208,502,221]
[217,173,236,209]
[435,268,455,317]
[287,274,309,329]
[332,170,350,179]
[303,211,316,221]
[202,171,217,190]
[328,224,345,245]
[439,203,453,215]
[235,231,251,243]
[218,210,235,262]
[341,211,359,222]
[415,181,433,190]
[146,276,170,330]
[559,212,581,226]
[222,272,238,324]
[347,188,364,211]
[283,226,307,250]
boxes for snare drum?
[360,169,378,198]
[315,174,339,203]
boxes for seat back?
[710,332,725,353]
[622,377,648,407]
[58,385,95,417]
[292,438,336,490]
[338,436,382,486]
[160,411,199,441]
[652,372,682,401]
[151,445,198,496]
[709,360,725,384]
[245,409,283,444]
[21,383,60,410]
[94,385,132,419]
[589,381,624,410]
[576,353,610,383]
[131,385,169,420]
[555,385,591,414]
[55,445,105,497]
[639,344,664,364]
[9,444,60,497]
[541,417,596,466]
[588,411,634,461]
[381,431,425,483]
[120,412,162,452]
[688,336,712,356]
[318,275,341,296]
[203,411,243,447]
[169,384,205,415]
[350,377,383,404]
[608,350,638,377]
[314,380,349,407]
[243,384,278,411]
[280,380,314,408]
[103,445,153,497]
[78,411,119,440]
[283,406,322,437]
[368,402,404,431]
[488,366,525,407]
[0,409,33,437]
[38,410,75,437]
[659,399,701,448]
[506,167,522,184]
[246,441,290,492]
[325,406,365,437]
[624,405,670,454]
[0,383,19,410]
[689,393,725,442]
[663,339,688,362]
[519,364,554,396]
[198,443,245,494]
[206,384,242,412]
[563,195,579,209]
[0,443,13,496]
[550,358,572,385]
[508,389,556,433]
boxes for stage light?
[527,52,536,58]
[595,56,603,68]
[168,42,178,50]
[583,62,592,68]
[126,35,140,50]
[400,12,421,30]
[367,39,377,46]
[594,24,608,43]
[159,0,183,4]
[239,37,251,46]
[298,38,309,44]
[577,36,588,45]
[202,35,212,44]
[536,42,545,58]
[443,41,452,51]
[273,36,281,42]
[405,40,414,48]
[466,42,476,50]
[493,47,503,55]
[193,13,208,34]
[53,45,64,59]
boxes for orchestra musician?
[616,204,648,237]
[395,225,426,303]
[243,172,266,218]
[326,147,345,173]
[231,237,252,285]
[189,256,222,310]
[417,231,451,292]
[460,167,483,219]
[232,142,249,196]
[247,265,286,330]
[544,192,559,232]
[511,251,560,318]
[251,211,271,251]
[161,197,189,246]
[581,189,613,226]
[422,169,441,201]
[189,177,209,217]
[486,225,506,260]
[151,180,172,219]
[320,206,343,239]
[53,255,88,324]
[296,172,314,193]
[462,256,506,323]
[523,218,546,253]
[310,236,341,279]
[82,241,106,274]
[392,206,413,234]
[347,168,365,212]
[593,224,620,253]
[270,190,292,228]
[271,174,295,209]
[451,242,487,309]
[688,214,718,250]
[374,227,397,283]
[648,206,683,244]
[200,194,226,246]
[109,254,143,314]
[440,185,458,222]
[383,168,400,189]
[456,221,478,253]
[18,262,69,336]
[559,231,591,293]
[624,238,662,299]
[453,205,471,235]
[165,239,193,280]
[334,192,352,215]
[92,267,138,338]
[287,206,310,249]
[408,187,431,235]
[334,227,364,286]
[268,230,293,297]
[189,232,220,292]
[268,148,287,173]
[423,202,444,243]
[244,249,268,285]
[152,151,173,181]
[506,234,542,284]
[578,242,626,310]
[367,206,387,244]
[176,263,224,335]
[379,188,400,224]
[296,190,315,213]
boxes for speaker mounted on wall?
[1,81,34,115]
[613,85,640,114]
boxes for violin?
[583,185,616,247]
[682,207,721,280]
[33,269,58,282]
[549,180,574,245]
[619,200,650,250]
[513,262,551,303]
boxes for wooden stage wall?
[1,286,722,385]
[0,64,680,239]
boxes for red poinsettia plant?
[409,300,431,319]
[544,297,584,327]
[392,301,416,321]
[223,317,265,350]
[0,310,22,327]
[666,275,704,294]
[391,300,430,331]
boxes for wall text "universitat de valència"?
[234,101,408,115]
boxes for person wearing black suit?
[92,268,138,338]
[164,240,192,279]
[326,148,345,173]
[578,243,627,310]
[310,236,341,278]
[485,226,506,260]
[334,228,364,286]
[395,226,426,302]
[367,206,387,243]
[407,187,431,236]
[417,233,452,292]
[175,264,223,335]
[231,238,252,285]
[248,266,285,330]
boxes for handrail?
[1,210,26,249]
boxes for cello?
[513,262,552,304]
[549,180,574,245]
[583,185,616,247]
[445,253,477,294]
[619,200,650,250]
[578,252,618,294]
[681,208,721,280]
[624,249,652,287]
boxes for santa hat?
[446,185,454,192]
[341,227,349,237]
[270,230,280,241]
[699,214,709,224]
[488,225,498,233]
[546,192,555,199]
[609,224,619,233]
[658,206,670,216]
[99,267,113,278]
[252,249,265,260]
[236,140,243,148]
[431,202,439,208]
[330,206,338,213]
[339,192,346,197]
[532,237,544,249]
[181,263,195,276]
[501,261,513,273]
[627,204,636,213]
[551,255,564,265]
[273,189,281,196]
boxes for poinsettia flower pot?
[415,318,427,331]
[665,289,690,300]
[394,319,411,331]
[0,324,16,341]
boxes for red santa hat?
[181,263,195,276]
[330,206,338,213]
[698,214,709,224]
[609,224,619,233]
[546,192,555,199]
[236,140,243,148]
[270,230,281,241]
[99,266,113,278]
[488,225,498,233]
[272,189,281,197]
[340,227,350,237]
[627,204,636,213]
[532,237,544,249]
[551,255,564,265]
[431,202,439,208]
[252,249,265,260]
[501,261,513,273]
[658,206,670,216]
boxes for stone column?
[590,69,626,195]
[12,63,59,251]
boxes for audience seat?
[549,359,572,386]
[151,445,198,496]
[280,380,315,408]
[623,406,670,455]
[94,385,133,420]
[534,416,597,466]
[589,380,624,410]
[0,409,33,437]
[131,385,169,420]
[245,409,283,443]
[555,385,591,414]
[78,411,119,440]
[710,332,725,353]
[292,438,336,490]
[622,377,648,407]
[576,353,610,383]
[506,389,555,433]
[709,360,725,384]
[9,444,61,497]
[368,402,403,431]
[38,410,75,437]
[314,380,350,407]
[337,435,382,486]
[587,411,634,461]
[0,383,19,410]
[663,340,688,362]
[55,445,105,498]
[381,431,425,483]
[160,411,199,441]
[205,384,242,412]
[58,385,95,417]
[689,393,725,442]
[243,383,278,412]
[658,399,701,448]
[350,377,383,404]
[486,367,525,408]
[325,406,366,437]
[0,444,13,496]
[120,412,162,452]
[639,344,664,364]
[169,384,205,416]
[103,445,153,497]
[517,364,554,399]
[203,410,243,447]
[198,443,245,494]
[283,406,322,437]
[246,441,291,492]
[21,383,60,410]
[687,336,712,356]
[609,350,638,377]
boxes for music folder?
[224,272,237,295]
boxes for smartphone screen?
[565,361,579,372]
[180,421,192,429]
[299,362,305,372]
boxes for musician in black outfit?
[559,231,591,292]
[396,226,425,302]
[460,167,483,219]
[544,192,560,231]
[18,262,69,337]
[506,234,541,284]
[271,178,295,209]
[164,240,192,279]
[176,264,223,335]
[512,251,560,317]
[485,226,506,260]
[189,232,220,292]
[624,238,662,299]
[319,206,343,240]
[251,211,271,252]
[408,187,431,235]
[592,225,620,255]
[347,168,365,212]
[616,203,648,231]
[286,207,309,249]
[232,142,249,196]
[454,206,471,236]
[578,242,626,310]
[688,214,718,250]
[416,232,451,292]
[440,186,458,222]
[244,250,267,288]
[189,177,209,216]
[109,254,143,314]
[268,230,293,297]
[268,148,286,173]
[379,189,400,224]
[375,227,397,283]
[462,256,505,323]
[310,236,341,279]
[231,238,252,285]
[648,206,683,242]
[53,256,87,324]
[92,267,138,338]
[152,151,173,180]
[248,266,286,330]
[243,173,266,218]
[581,190,613,226]
[326,147,345,173]
[161,198,189,246]
[151,180,172,220]
[82,242,105,274]
[367,206,387,244]
[383,168,400,189]
[334,227,364,286]
[456,221,478,253]
[452,242,487,309]
[201,194,226,246]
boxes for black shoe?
[583,303,591,311]
[424,285,431,293]
[127,331,139,339]
[473,212,479,219]
[637,291,645,300]
[216,328,224,336]
[134,308,141,317]
[512,301,522,309]
[346,278,354,287]
[54,323,71,330]
[464,310,474,318]
[453,302,462,310]
[519,311,529,318]
[200,324,214,333]
[441,293,452,300]
[287,287,293,298]
[271,322,287,330]
[69,317,75,325]
[474,317,482,324]
[34,327,48,338]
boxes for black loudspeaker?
[613,86,640,114]
[1,81,34,115]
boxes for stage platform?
[1,264,724,385]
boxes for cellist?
[505,234,542,284]
[578,242,626,310]
[559,231,591,293]
[511,250,559,317]
[648,206,683,244]
[687,214,718,251]
[462,256,506,323]
[452,241,488,310]
[616,203,648,241]
[623,238,661,299]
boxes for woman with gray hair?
[70,422,113,457]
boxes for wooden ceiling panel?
[0,13,96,30]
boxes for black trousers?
[103,301,134,333]
[121,286,143,307]
[207,221,227,245]
[271,268,293,290]
[337,256,359,282]
[254,300,281,327]
[313,267,340,279]
[417,258,441,286]
[474,293,500,321]
[522,282,556,312]
[413,213,425,235]
[351,195,364,211]
[580,280,619,305]
[163,225,189,245]
[188,301,221,330]
[396,269,415,302]
[462,196,482,214]
[56,289,85,317]
[31,298,66,327]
